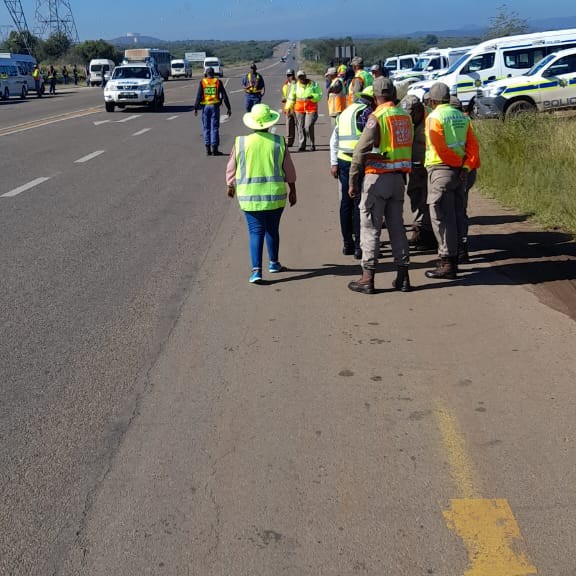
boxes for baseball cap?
[429,82,451,103]
[351,56,363,66]
[370,64,381,72]
[325,67,337,76]
[372,76,395,96]
[250,62,257,70]
[286,69,294,76]
[296,70,306,78]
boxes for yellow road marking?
[0,106,102,137]
[435,403,480,499]
[444,499,537,576]
[435,402,537,574]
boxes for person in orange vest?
[325,67,346,126]
[281,69,296,147]
[347,56,373,106]
[194,67,232,156]
[242,63,265,112]
[287,70,322,152]
[348,77,414,294]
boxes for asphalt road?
[1,44,576,576]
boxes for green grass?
[475,115,576,235]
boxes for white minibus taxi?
[407,28,576,112]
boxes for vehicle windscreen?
[412,57,431,72]
[112,67,151,80]
[525,53,556,76]
[205,59,219,65]
[172,63,184,68]
[91,64,102,72]
[438,52,470,77]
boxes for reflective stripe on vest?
[337,102,367,161]
[365,105,413,174]
[235,133,287,211]
[425,103,469,168]
[327,78,346,116]
[201,78,221,105]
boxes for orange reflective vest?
[290,80,322,114]
[201,77,221,105]
[327,77,346,117]
[347,70,373,106]
[365,103,413,175]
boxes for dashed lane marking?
[435,402,537,575]
[74,150,105,164]
[93,120,110,126]
[1,177,51,198]
[166,115,179,121]
[132,128,151,136]
[115,115,140,123]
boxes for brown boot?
[425,257,457,280]
[392,265,411,292]
[348,269,375,294]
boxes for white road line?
[115,115,141,123]
[167,115,179,121]
[74,150,105,164]
[230,89,244,94]
[133,128,151,136]
[93,120,110,126]
[1,177,51,198]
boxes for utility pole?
[3,0,32,53]
[35,0,80,43]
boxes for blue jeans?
[244,209,284,269]
[202,105,220,146]
[338,159,361,249]
[245,93,262,112]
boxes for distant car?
[103,62,164,112]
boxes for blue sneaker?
[268,261,283,273]
[249,269,263,284]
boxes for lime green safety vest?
[357,69,373,88]
[365,104,413,174]
[337,101,368,162]
[425,103,469,168]
[235,132,287,211]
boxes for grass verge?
[475,114,576,236]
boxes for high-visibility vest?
[32,68,40,79]
[365,104,413,175]
[245,73,263,94]
[235,132,287,212]
[282,80,295,112]
[290,81,322,113]
[425,103,469,168]
[346,70,373,106]
[200,77,221,105]
[337,101,368,162]
[327,77,346,117]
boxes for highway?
[1,45,576,575]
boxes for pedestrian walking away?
[282,69,297,147]
[330,86,375,260]
[326,67,346,126]
[287,70,322,152]
[400,94,437,251]
[348,77,413,295]
[424,82,480,280]
[194,67,232,156]
[226,104,297,284]
[242,63,265,112]
[47,65,57,95]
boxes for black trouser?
[338,158,361,250]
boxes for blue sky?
[1,0,574,41]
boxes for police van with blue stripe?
[407,29,576,114]
[477,47,576,118]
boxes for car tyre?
[505,99,537,119]
[20,86,27,99]
[2,87,9,100]
[105,101,115,113]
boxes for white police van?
[407,29,576,113]
[0,61,27,100]
[477,47,576,118]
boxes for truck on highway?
[203,56,223,77]
[170,59,192,79]
[477,46,576,119]
[407,28,576,113]
[124,48,171,81]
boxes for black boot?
[348,269,375,294]
[425,257,457,280]
[408,227,421,247]
[212,146,223,156]
[457,242,470,264]
[392,265,411,292]
[205,145,212,156]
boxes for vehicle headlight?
[485,86,506,98]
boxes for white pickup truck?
[103,61,165,112]
[476,47,576,119]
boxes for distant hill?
[109,35,167,47]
